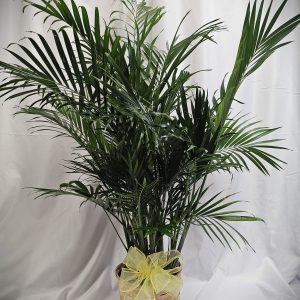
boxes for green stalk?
[149,232,156,254]
[177,174,208,252]
[137,188,146,252]
[156,231,164,252]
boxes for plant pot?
[115,263,181,300]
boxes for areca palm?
[0,0,299,255]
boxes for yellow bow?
[119,247,182,300]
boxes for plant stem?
[177,174,208,252]
[156,231,164,252]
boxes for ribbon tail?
[119,269,143,293]
[134,278,155,300]
[151,267,182,297]
[162,273,182,297]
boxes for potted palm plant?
[1,0,299,299]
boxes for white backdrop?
[0,0,300,299]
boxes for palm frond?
[214,114,286,174]
[215,0,300,128]
[191,191,263,251]
[0,0,298,253]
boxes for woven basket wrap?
[115,263,181,300]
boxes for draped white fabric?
[0,0,299,299]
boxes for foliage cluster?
[0,0,299,254]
